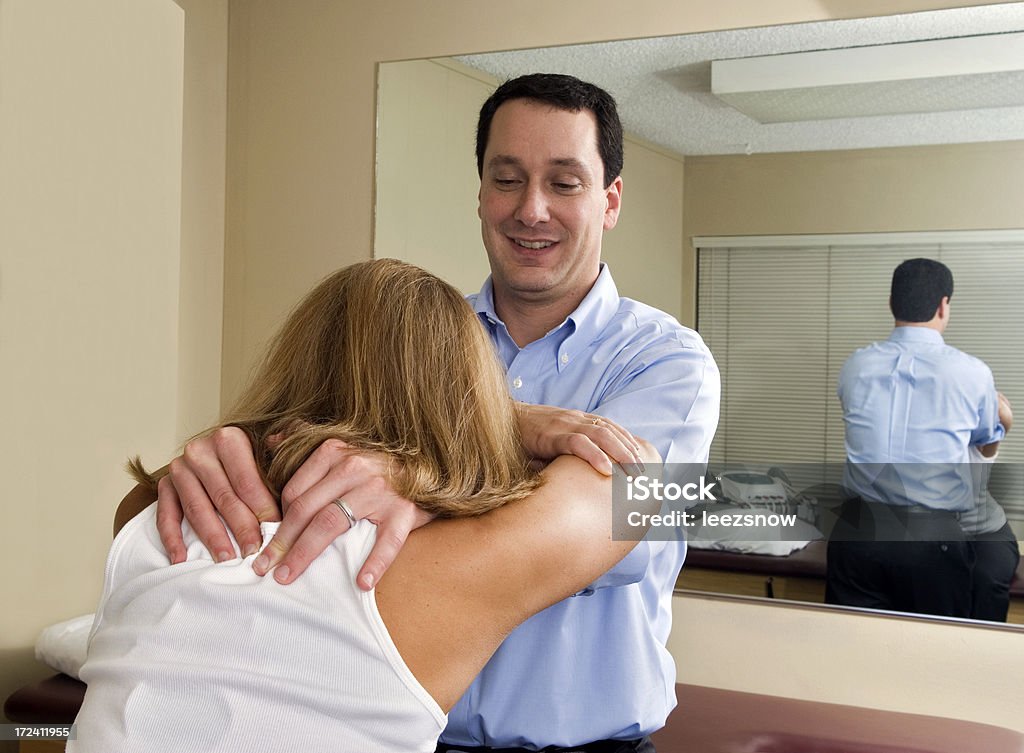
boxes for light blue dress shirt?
[441,265,720,748]
[838,326,1004,512]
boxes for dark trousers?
[970,521,1021,622]
[435,737,654,753]
[825,498,974,617]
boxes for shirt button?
[512,376,523,389]
[560,353,569,364]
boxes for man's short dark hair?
[890,258,954,322]
[476,73,624,189]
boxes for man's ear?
[603,176,623,231]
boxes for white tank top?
[69,504,446,753]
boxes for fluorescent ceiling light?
[712,32,1024,123]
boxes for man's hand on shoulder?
[979,392,1013,458]
[158,429,431,590]
[515,402,646,476]
[253,438,433,589]
[158,427,281,564]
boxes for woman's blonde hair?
[134,259,539,516]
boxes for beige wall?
[669,592,1024,733]
[374,59,495,295]
[375,59,686,321]
[0,0,228,725]
[606,139,686,323]
[176,0,228,440]
[0,0,185,718]
[684,140,1024,239]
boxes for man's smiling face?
[478,98,622,311]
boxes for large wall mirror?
[374,3,1024,625]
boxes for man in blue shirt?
[827,258,1006,617]
[153,74,720,751]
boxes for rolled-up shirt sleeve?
[971,367,1005,447]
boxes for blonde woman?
[69,259,658,753]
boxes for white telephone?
[716,471,788,511]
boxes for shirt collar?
[472,276,499,323]
[472,263,621,372]
[889,325,944,345]
[566,263,620,346]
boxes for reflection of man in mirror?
[827,258,1009,618]
[152,74,721,752]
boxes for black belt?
[436,737,651,753]
[851,498,960,518]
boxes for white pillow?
[34,613,94,680]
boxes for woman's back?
[71,504,446,753]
